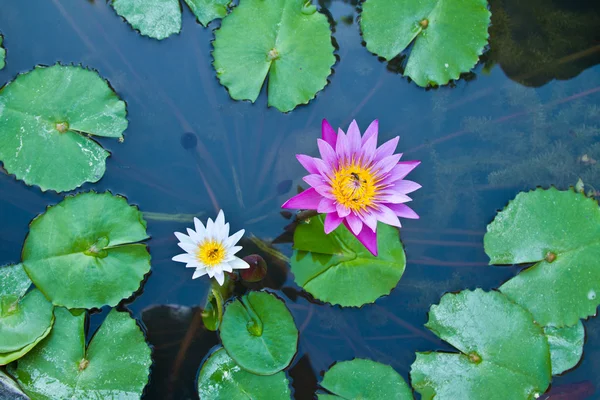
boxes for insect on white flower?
[172,210,249,285]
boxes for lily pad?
[485,188,600,327]
[318,358,413,399]
[410,289,551,400]
[112,0,229,40]
[0,35,5,70]
[0,64,127,192]
[219,291,298,375]
[212,0,335,112]
[10,307,151,400]
[544,321,585,375]
[22,191,151,309]
[198,347,292,399]
[360,0,491,87]
[0,264,54,365]
[291,216,406,307]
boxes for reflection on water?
[0,0,599,399]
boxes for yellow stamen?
[197,240,226,267]
[331,160,378,211]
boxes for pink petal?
[373,137,399,163]
[282,188,322,210]
[303,174,324,188]
[336,203,351,218]
[314,157,334,179]
[322,119,337,147]
[375,204,401,227]
[336,131,350,162]
[346,212,363,235]
[296,154,320,174]
[347,120,362,156]
[373,154,402,176]
[317,139,338,169]
[324,212,343,234]
[378,191,412,204]
[391,180,422,194]
[387,203,419,219]
[345,221,378,256]
[314,184,335,199]
[318,198,337,213]
[361,120,378,145]
[360,134,378,164]
[361,210,378,232]
[389,161,421,181]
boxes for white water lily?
[172,210,249,285]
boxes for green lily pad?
[0,64,127,192]
[360,0,491,87]
[485,188,600,327]
[212,0,335,112]
[10,307,152,400]
[410,289,551,400]
[291,216,406,307]
[22,191,151,309]
[198,347,292,399]
[318,358,413,399]
[112,0,229,40]
[0,264,54,365]
[544,321,585,375]
[0,35,5,70]
[219,291,298,375]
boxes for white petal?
[216,210,225,227]
[229,246,242,255]
[186,228,200,243]
[186,262,202,269]
[221,222,231,241]
[213,270,225,286]
[221,263,233,273]
[192,268,208,279]
[206,217,215,237]
[174,231,193,244]
[193,217,205,235]
[172,253,195,263]
[226,229,245,248]
[229,257,250,270]
[206,268,215,278]
[178,242,198,254]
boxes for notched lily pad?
[318,358,413,399]
[184,0,230,26]
[212,0,335,112]
[410,289,551,400]
[219,291,298,375]
[22,191,151,309]
[0,64,127,192]
[361,0,491,87]
[198,347,292,399]
[10,307,152,400]
[0,264,54,365]
[485,188,600,327]
[545,321,585,375]
[291,216,406,307]
[0,35,5,70]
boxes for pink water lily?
[282,119,420,256]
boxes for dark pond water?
[1,0,599,399]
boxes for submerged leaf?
[10,308,152,400]
[318,358,413,399]
[184,0,230,26]
[485,188,600,326]
[22,192,151,309]
[361,0,491,87]
[0,264,54,365]
[544,321,585,375]
[198,347,291,399]
[291,216,406,307]
[213,0,335,112]
[410,289,551,400]
[0,64,127,192]
[219,291,298,375]
[112,0,182,40]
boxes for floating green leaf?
[10,307,151,400]
[0,264,54,365]
[198,348,292,400]
[213,0,335,112]
[360,0,491,87]
[410,289,551,400]
[112,0,229,40]
[22,192,150,309]
[545,321,585,375]
[485,188,600,327]
[0,35,5,70]
[219,291,298,375]
[318,358,413,399]
[0,64,127,192]
[291,216,406,307]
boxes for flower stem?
[211,287,224,326]
[241,295,263,336]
